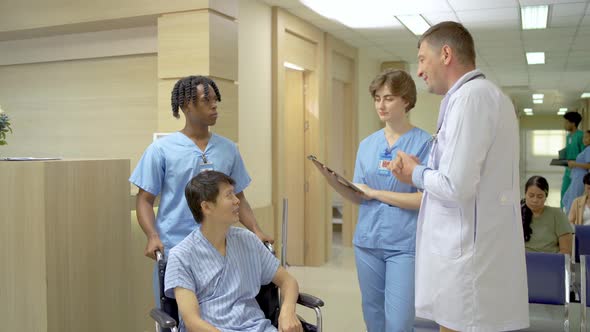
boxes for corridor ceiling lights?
[299,0,432,28]
[523,108,533,114]
[396,15,431,36]
[521,5,549,30]
[582,93,590,98]
[526,52,545,65]
[300,0,396,28]
[533,99,543,104]
[532,94,544,100]
[283,62,304,71]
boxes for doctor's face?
[417,41,446,95]
[373,85,409,123]
[525,185,547,212]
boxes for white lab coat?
[414,70,529,331]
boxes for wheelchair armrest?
[297,292,324,308]
[150,308,177,329]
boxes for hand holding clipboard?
[307,155,365,194]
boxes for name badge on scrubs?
[378,151,392,176]
[199,154,214,173]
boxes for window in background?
[532,130,566,156]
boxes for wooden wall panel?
[211,78,239,143]
[157,11,211,79]
[0,159,131,332]
[0,55,158,179]
[0,162,48,332]
[44,159,131,332]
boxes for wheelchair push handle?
[263,241,275,255]
[155,250,164,263]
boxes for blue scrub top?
[130,132,251,249]
[353,127,431,251]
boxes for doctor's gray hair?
[418,21,476,67]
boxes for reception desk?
[0,159,131,332]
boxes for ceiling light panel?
[396,15,431,35]
[521,5,549,30]
[299,0,450,28]
[526,52,545,64]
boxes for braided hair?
[171,76,222,119]
[522,175,549,242]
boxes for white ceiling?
[260,0,590,114]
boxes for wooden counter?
[0,159,131,332]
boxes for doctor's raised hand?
[391,150,419,185]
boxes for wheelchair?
[150,244,324,332]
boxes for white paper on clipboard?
[307,155,364,194]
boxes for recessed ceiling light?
[533,94,544,99]
[524,108,533,113]
[526,113,534,116]
[299,0,403,28]
[559,108,568,112]
[533,99,543,104]
[395,15,431,36]
[526,52,545,65]
[283,62,304,71]
[582,93,590,98]
[521,5,549,30]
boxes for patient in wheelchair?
[165,171,303,332]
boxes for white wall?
[238,0,273,208]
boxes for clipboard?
[550,159,568,167]
[307,155,364,194]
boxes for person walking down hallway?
[561,112,585,209]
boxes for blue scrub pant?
[354,246,415,332]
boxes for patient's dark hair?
[584,173,590,186]
[522,176,549,242]
[171,75,221,119]
[185,171,235,223]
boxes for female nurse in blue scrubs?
[314,69,430,332]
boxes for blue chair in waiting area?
[574,226,590,264]
[525,252,570,332]
[571,225,590,302]
[581,255,590,331]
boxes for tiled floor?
[288,229,584,332]
[289,230,367,331]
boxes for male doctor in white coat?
[391,21,529,332]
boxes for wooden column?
[157,1,239,141]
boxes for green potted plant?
[0,105,12,146]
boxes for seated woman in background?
[523,175,573,255]
[569,173,590,225]
[563,130,590,215]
